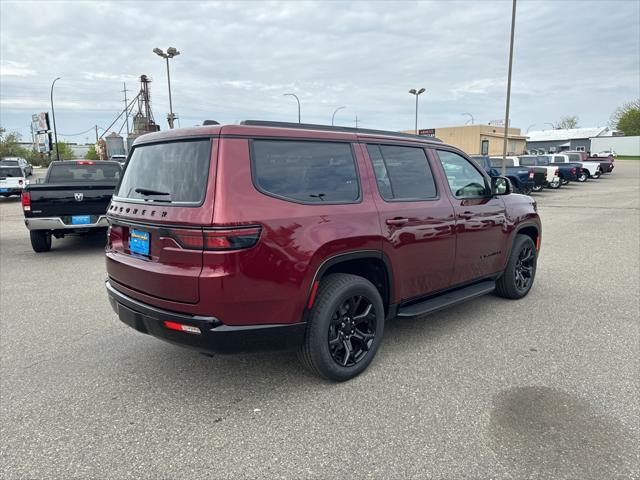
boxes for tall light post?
[153,47,180,129]
[544,122,555,129]
[501,0,517,175]
[284,93,301,123]
[409,88,426,134]
[331,106,345,126]
[50,77,61,161]
[526,123,536,133]
[462,112,474,125]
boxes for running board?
[397,280,496,319]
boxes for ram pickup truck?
[22,160,121,252]
[587,155,614,173]
[550,154,601,181]
[536,155,579,185]
[471,155,541,194]
[565,151,613,174]
[517,156,561,189]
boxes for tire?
[593,171,601,179]
[560,179,569,185]
[519,186,532,195]
[30,230,52,252]
[298,273,385,382]
[577,172,588,182]
[495,235,537,299]
[532,185,543,192]
[548,180,561,190]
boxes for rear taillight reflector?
[204,227,261,250]
[21,191,31,211]
[169,228,205,250]
[571,167,576,174]
[163,321,201,335]
[528,169,534,179]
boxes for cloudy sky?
[1,0,638,143]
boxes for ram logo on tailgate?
[74,192,83,201]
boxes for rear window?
[0,167,23,177]
[0,160,19,166]
[567,154,581,162]
[519,156,536,166]
[490,158,515,168]
[251,140,359,204]
[116,139,211,204]
[48,162,121,183]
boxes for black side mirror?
[492,176,512,196]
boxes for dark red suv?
[106,121,541,381]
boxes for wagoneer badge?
[74,192,83,201]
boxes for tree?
[52,142,76,160]
[85,144,99,160]
[554,115,579,129]
[0,127,28,158]
[610,99,640,136]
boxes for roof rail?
[239,120,442,142]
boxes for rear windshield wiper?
[134,188,171,196]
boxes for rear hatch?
[106,138,217,304]
[0,167,25,190]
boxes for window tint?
[0,160,20,166]
[0,167,23,177]
[49,163,121,183]
[537,156,550,165]
[553,156,564,162]
[519,156,536,167]
[490,157,515,168]
[437,150,490,198]
[566,153,580,162]
[252,140,359,204]
[116,140,210,204]
[366,145,437,201]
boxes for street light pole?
[409,88,426,134]
[331,106,345,126]
[526,123,536,133]
[501,0,517,175]
[462,112,475,125]
[284,93,301,123]
[50,77,61,161]
[153,47,180,129]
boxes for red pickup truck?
[105,121,541,381]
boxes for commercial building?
[406,125,527,156]
[526,127,618,153]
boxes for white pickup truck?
[557,153,602,180]
[0,166,28,197]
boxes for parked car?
[518,156,562,189]
[105,121,541,381]
[550,154,601,181]
[0,166,28,197]
[592,150,616,158]
[22,160,121,252]
[536,155,579,185]
[471,155,540,194]
[0,157,33,176]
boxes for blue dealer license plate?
[71,215,92,225]
[129,229,150,256]
[0,188,9,192]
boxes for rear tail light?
[528,169,534,179]
[165,226,261,251]
[76,161,95,165]
[163,321,201,335]
[571,167,576,174]
[21,191,31,211]
[554,169,559,176]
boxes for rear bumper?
[0,188,22,195]
[24,215,109,231]
[106,280,307,354]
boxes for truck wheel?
[548,180,561,190]
[561,179,569,185]
[593,171,601,179]
[532,185,543,192]
[495,235,537,299]
[30,230,52,252]
[577,172,588,182]
[299,273,384,382]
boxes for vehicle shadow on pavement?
[44,234,108,253]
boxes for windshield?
[0,167,23,177]
[115,139,211,204]
[48,162,121,183]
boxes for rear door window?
[115,139,211,204]
[251,140,359,204]
[437,150,490,198]
[366,145,437,201]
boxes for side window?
[437,150,490,198]
[576,146,586,152]
[366,145,437,201]
[251,140,359,204]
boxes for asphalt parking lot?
[1,163,638,479]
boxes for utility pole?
[122,82,130,136]
[50,77,61,161]
[501,0,517,175]
[95,125,99,143]
[355,116,359,129]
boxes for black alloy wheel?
[328,295,377,367]
[514,244,535,293]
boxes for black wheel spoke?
[327,294,377,368]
